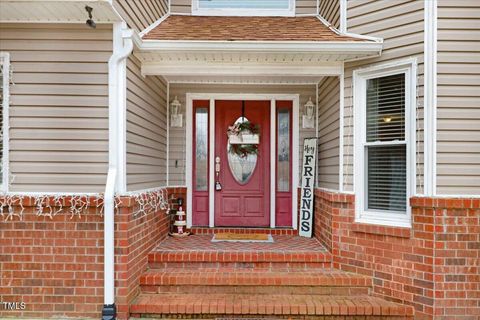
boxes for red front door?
[214,100,270,227]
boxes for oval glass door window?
[227,117,257,185]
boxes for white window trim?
[0,52,10,193]
[353,59,417,228]
[191,0,295,17]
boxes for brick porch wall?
[0,187,186,319]
[314,189,480,320]
[412,197,479,320]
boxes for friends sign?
[299,138,317,238]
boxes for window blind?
[367,145,406,212]
[366,74,405,142]
[366,73,406,213]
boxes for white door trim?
[270,99,276,228]
[186,93,300,229]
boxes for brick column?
[412,197,480,320]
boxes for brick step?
[148,250,331,263]
[148,261,331,271]
[139,269,372,295]
[143,285,370,296]
[130,293,414,318]
[148,235,331,270]
[140,269,372,287]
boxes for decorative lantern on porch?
[169,198,190,237]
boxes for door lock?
[215,156,222,191]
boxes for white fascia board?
[138,40,383,54]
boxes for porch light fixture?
[85,6,96,29]
[302,97,315,129]
[170,96,183,127]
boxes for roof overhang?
[0,0,120,24]
[135,39,382,84]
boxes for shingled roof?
[142,15,367,42]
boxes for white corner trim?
[339,65,345,192]
[139,13,170,38]
[166,82,170,186]
[353,58,417,228]
[339,0,347,33]
[424,0,437,196]
[0,52,10,193]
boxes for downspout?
[103,21,133,320]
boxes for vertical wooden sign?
[299,138,317,238]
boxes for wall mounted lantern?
[302,97,315,129]
[170,96,183,127]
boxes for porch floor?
[152,234,328,254]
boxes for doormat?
[211,233,274,243]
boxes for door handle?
[215,156,222,191]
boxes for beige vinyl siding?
[171,0,190,14]
[113,0,168,32]
[168,84,316,186]
[126,55,168,191]
[296,0,318,15]
[343,0,425,193]
[171,0,318,16]
[0,23,111,192]
[436,2,480,195]
[318,0,340,29]
[317,77,340,190]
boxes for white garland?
[0,195,24,221]
[0,187,171,221]
[125,188,171,218]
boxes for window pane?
[198,0,290,9]
[367,145,406,212]
[195,108,208,191]
[366,73,405,142]
[277,109,290,192]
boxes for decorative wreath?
[227,121,260,158]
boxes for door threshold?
[189,226,298,235]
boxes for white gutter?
[138,39,383,53]
[103,21,133,320]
